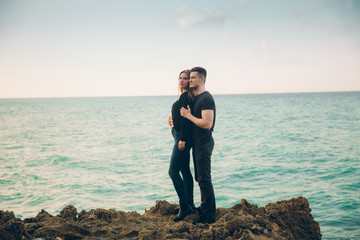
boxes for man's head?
[189,67,207,90]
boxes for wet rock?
[145,200,178,217]
[0,196,321,240]
[0,210,27,240]
[35,209,53,222]
[58,205,77,221]
[265,196,322,240]
[0,210,16,222]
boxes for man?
[180,67,216,224]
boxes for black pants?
[169,129,194,207]
[193,136,215,221]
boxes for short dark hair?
[191,67,207,80]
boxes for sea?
[0,92,359,240]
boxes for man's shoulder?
[195,91,215,111]
[197,91,211,98]
[205,91,214,99]
[199,91,214,102]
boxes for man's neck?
[194,85,206,96]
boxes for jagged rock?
[0,210,27,240]
[265,196,322,239]
[0,196,321,240]
[58,205,77,221]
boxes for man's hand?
[168,115,174,127]
[181,106,214,131]
[178,140,185,151]
[180,105,191,119]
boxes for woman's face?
[179,72,190,90]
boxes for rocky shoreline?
[0,196,321,240]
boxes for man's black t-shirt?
[191,91,216,145]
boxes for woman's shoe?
[189,202,196,212]
[173,205,195,222]
[174,207,180,214]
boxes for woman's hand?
[168,115,174,127]
[178,140,185,151]
[180,105,191,119]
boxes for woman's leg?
[180,145,194,207]
[168,129,188,206]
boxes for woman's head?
[178,70,190,93]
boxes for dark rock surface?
[0,196,321,239]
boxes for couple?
[168,67,216,224]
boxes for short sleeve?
[201,94,215,111]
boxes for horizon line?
[0,90,359,100]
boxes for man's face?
[189,72,202,89]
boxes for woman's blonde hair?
[179,70,190,93]
[178,69,194,100]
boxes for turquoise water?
[0,92,359,239]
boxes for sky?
[0,0,359,98]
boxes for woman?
[168,69,195,222]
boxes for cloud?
[219,32,232,40]
[259,40,271,51]
[232,0,252,9]
[345,0,355,9]
[294,2,324,17]
[175,0,252,29]
[176,8,226,29]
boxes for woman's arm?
[178,92,192,151]
[168,115,174,128]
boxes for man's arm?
[180,105,214,130]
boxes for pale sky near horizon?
[0,0,359,98]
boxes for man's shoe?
[195,206,203,215]
[173,206,195,222]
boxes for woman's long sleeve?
[179,92,192,142]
